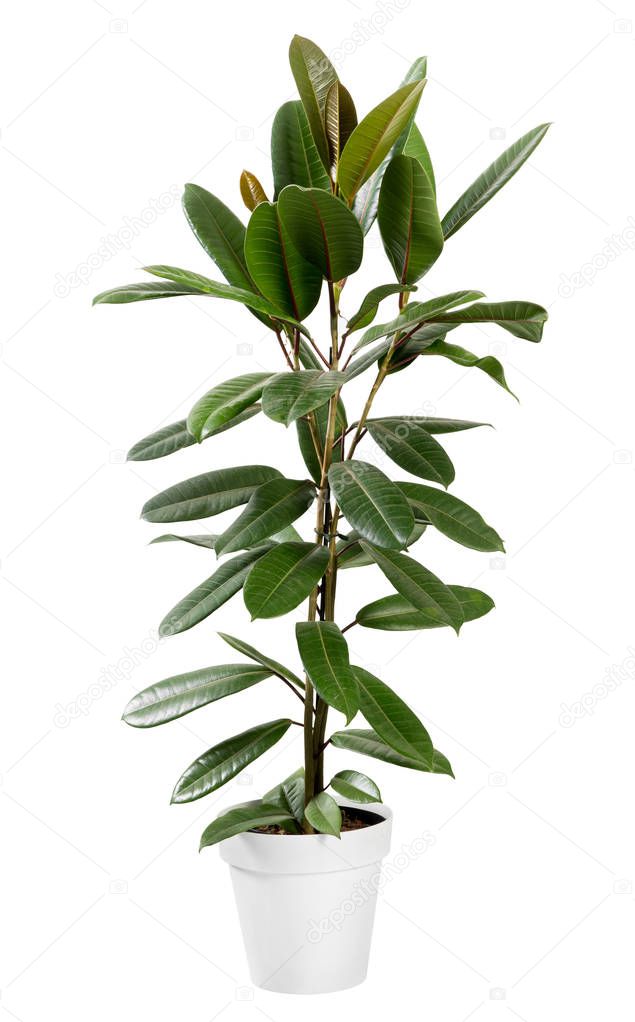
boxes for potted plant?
[94,35,549,994]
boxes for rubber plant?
[95,36,549,847]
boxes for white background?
[2,0,634,1018]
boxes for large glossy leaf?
[352,290,485,352]
[338,81,425,202]
[182,183,253,290]
[172,719,292,803]
[329,770,381,803]
[397,482,504,551]
[151,533,218,549]
[122,664,271,728]
[142,465,282,523]
[262,371,345,426]
[345,284,414,336]
[159,545,272,636]
[402,123,435,194]
[215,478,316,556]
[359,542,463,633]
[344,338,394,381]
[378,155,443,284]
[328,460,414,550]
[127,408,260,462]
[140,265,288,318]
[296,396,347,483]
[430,300,548,342]
[352,665,433,767]
[337,521,426,570]
[187,374,271,442]
[243,542,329,619]
[288,35,339,169]
[263,768,306,823]
[142,265,312,337]
[357,586,494,631]
[353,57,428,233]
[218,631,304,690]
[366,418,455,488]
[331,728,453,776]
[370,415,489,435]
[271,101,331,197]
[305,792,342,837]
[422,340,517,397]
[200,800,295,849]
[93,281,210,304]
[325,81,357,171]
[240,170,268,211]
[295,621,358,723]
[244,202,322,320]
[277,186,363,282]
[442,123,551,239]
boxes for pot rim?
[219,801,393,875]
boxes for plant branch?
[275,328,294,370]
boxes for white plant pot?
[220,803,393,994]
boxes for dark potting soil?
[251,806,384,835]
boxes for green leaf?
[262,370,346,426]
[143,265,312,338]
[218,631,305,690]
[353,57,428,233]
[352,290,485,352]
[263,768,306,823]
[305,791,342,837]
[141,265,283,317]
[142,465,282,523]
[271,101,331,197]
[325,81,358,171]
[442,123,551,240]
[329,770,382,803]
[277,186,363,282]
[127,420,196,461]
[244,201,322,320]
[357,586,494,631]
[430,300,548,342]
[378,155,443,284]
[200,800,296,849]
[240,170,268,212]
[422,340,517,397]
[328,460,414,550]
[344,338,394,381]
[338,81,425,202]
[345,284,414,335]
[288,35,339,169]
[243,542,329,619]
[93,281,209,304]
[295,621,359,723]
[352,665,433,767]
[336,521,426,570]
[366,419,455,488]
[187,374,271,442]
[397,482,504,551]
[215,478,316,556]
[127,408,261,462]
[151,534,218,549]
[172,719,293,803]
[359,542,464,633]
[296,396,347,483]
[402,122,436,194]
[182,183,254,290]
[369,415,489,435]
[331,728,453,777]
[122,663,271,728]
[159,546,272,636]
